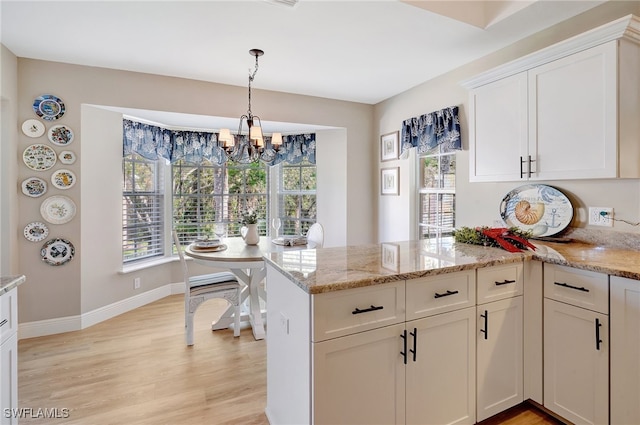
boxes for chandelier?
[219,49,283,161]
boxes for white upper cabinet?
[468,73,528,182]
[463,15,640,182]
[528,42,617,180]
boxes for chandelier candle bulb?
[219,128,234,148]
[271,132,283,148]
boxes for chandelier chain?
[247,54,260,117]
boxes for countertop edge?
[265,251,530,294]
[531,254,640,280]
[1,275,26,295]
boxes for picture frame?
[381,167,399,196]
[381,243,400,271]
[380,131,399,162]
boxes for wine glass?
[213,223,225,240]
[272,218,281,238]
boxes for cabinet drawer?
[406,270,476,321]
[544,264,608,314]
[312,281,405,342]
[477,262,524,304]
[0,287,17,345]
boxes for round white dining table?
[185,236,312,340]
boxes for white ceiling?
[1,0,606,129]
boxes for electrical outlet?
[134,277,141,289]
[588,207,613,227]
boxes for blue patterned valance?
[262,134,316,166]
[400,105,461,159]
[123,119,316,166]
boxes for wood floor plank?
[18,294,562,425]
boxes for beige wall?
[14,59,373,324]
[375,1,640,240]
[1,45,19,275]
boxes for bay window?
[122,121,317,265]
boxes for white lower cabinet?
[312,308,477,425]
[476,262,524,422]
[610,276,640,425]
[406,308,476,425]
[542,264,609,425]
[476,297,523,422]
[0,333,17,425]
[313,323,406,425]
[0,287,18,425]
[543,299,609,425]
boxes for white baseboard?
[18,282,186,340]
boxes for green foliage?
[240,209,259,225]
[453,226,533,249]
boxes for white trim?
[461,14,640,89]
[119,256,178,274]
[18,282,185,340]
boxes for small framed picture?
[381,167,399,196]
[381,243,400,271]
[380,131,399,162]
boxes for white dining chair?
[307,222,324,248]
[172,230,242,345]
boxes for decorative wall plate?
[50,169,76,190]
[33,94,65,120]
[499,184,573,237]
[41,238,75,266]
[23,221,49,242]
[21,177,47,197]
[40,195,76,224]
[48,124,74,146]
[59,151,76,165]
[23,143,57,171]
[21,119,45,138]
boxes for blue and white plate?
[499,184,573,237]
[41,238,75,266]
[33,94,65,120]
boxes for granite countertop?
[531,240,640,279]
[1,275,26,295]
[263,236,640,294]
[264,238,530,294]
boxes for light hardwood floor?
[18,294,563,425]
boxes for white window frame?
[417,148,456,239]
[122,153,168,263]
[270,160,317,237]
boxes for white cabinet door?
[468,72,528,182]
[406,307,476,425]
[313,323,406,425]
[543,299,608,425]
[0,333,18,425]
[0,288,17,345]
[476,297,523,422]
[528,41,617,180]
[611,276,640,425]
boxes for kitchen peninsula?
[263,237,640,424]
